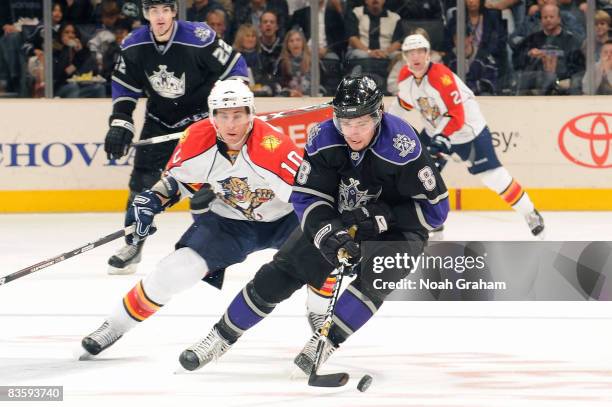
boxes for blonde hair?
[279,29,310,76]
[233,24,259,52]
[595,10,611,26]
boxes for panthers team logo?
[148,65,185,99]
[194,26,212,42]
[393,134,416,157]
[338,178,381,213]
[217,176,275,220]
[416,97,441,127]
[260,135,282,152]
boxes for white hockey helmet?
[401,34,431,52]
[208,79,256,141]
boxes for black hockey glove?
[314,221,361,270]
[341,202,395,242]
[125,190,163,242]
[105,113,135,160]
[428,134,452,156]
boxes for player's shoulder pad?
[248,118,301,161]
[397,65,413,83]
[304,119,345,156]
[427,63,455,86]
[371,114,422,165]
[120,26,152,50]
[170,118,217,166]
[174,20,216,48]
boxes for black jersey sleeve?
[394,151,449,232]
[197,35,249,82]
[290,147,343,242]
[110,48,144,118]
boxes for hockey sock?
[328,284,381,346]
[306,276,337,314]
[216,280,277,344]
[479,167,535,216]
[122,280,163,323]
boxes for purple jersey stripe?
[227,291,263,331]
[334,289,374,332]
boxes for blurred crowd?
[0,0,610,98]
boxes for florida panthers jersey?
[166,118,303,222]
[112,20,248,128]
[290,114,449,240]
[396,63,487,144]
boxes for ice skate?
[80,321,123,359]
[107,240,144,275]
[525,209,545,239]
[179,327,232,371]
[293,331,338,375]
[307,312,326,333]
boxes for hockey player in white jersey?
[390,34,545,238]
[80,80,324,358]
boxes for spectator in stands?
[0,0,43,95]
[584,10,611,61]
[60,0,94,24]
[234,23,277,95]
[510,0,585,52]
[23,2,65,97]
[386,0,442,20]
[515,4,584,94]
[187,0,224,23]
[233,0,289,41]
[445,0,507,69]
[276,28,319,96]
[485,0,525,34]
[89,1,121,72]
[289,0,344,58]
[582,39,612,94]
[443,26,499,95]
[53,22,105,98]
[258,11,283,75]
[101,18,132,96]
[558,0,585,27]
[345,0,403,62]
[206,9,229,42]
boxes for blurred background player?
[81,79,307,357]
[174,75,449,373]
[390,34,545,239]
[104,0,248,275]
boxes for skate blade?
[107,263,138,275]
[77,349,95,361]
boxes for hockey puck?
[357,374,373,392]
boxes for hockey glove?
[341,202,395,242]
[105,113,135,160]
[314,220,361,269]
[125,190,163,241]
[428,134,452,156]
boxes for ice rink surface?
[1,211,612,406]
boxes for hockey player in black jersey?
[175,75,450,373]
[104,0,248,275]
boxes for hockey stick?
[0,225,135,286]
[132,102,332,147]
[308,264,350,387]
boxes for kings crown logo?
[338,178,381,213]
[148,65,185,99]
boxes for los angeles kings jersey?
[396,63,487,144]
[291,114,449,240]
[166,117,303,222]
[111,20,248,128]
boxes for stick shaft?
[0,226,134,286]
[131,102,331,147]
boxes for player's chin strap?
[308,226,357,388]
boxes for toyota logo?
[558,112,612,168]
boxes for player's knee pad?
[329,282,381,345]
[142,247,209,305]
[253,261,304,304]
[478,166,512,194]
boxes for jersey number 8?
[418,166,436,191]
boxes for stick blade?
[308,372,349,387]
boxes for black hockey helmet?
[142,0,177,10]
[332,74,384,120]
